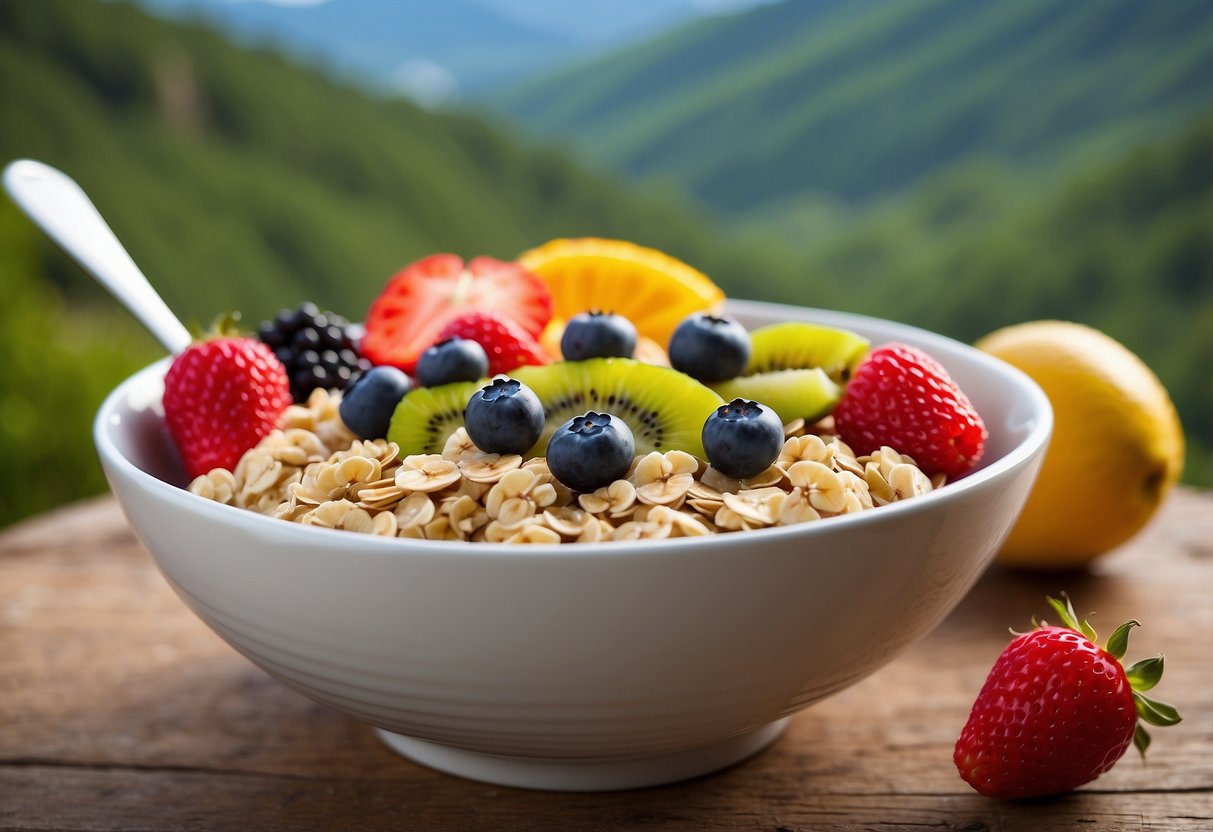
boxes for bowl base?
[375,717,791,792]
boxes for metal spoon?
[3,159,192,354]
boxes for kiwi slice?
[713,369,840,425]
[746,322,870,382]
[511,358,723,458]
[389,380,482,455]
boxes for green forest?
[500,0,1213,214]
[0,0,1208,526]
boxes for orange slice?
[516,238,725,346]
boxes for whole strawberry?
[164,335,292,478]
[834,342,986,478]
[436,310,549,377]
[955,595,1180,800]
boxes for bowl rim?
[94,300,1053,558]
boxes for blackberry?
[257,302,372,403]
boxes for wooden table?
[2,491,1210,831]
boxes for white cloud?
[390,59,458,108]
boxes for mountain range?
[130,0,771,100]
[495,0,1213,215]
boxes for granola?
[189,392,940,544]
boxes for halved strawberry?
[362,254,552,372]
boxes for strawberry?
[361,254,552,372]
[436,310,550,377]
[955,595,1181,800]
[833,342,986,478]
[163,336,292,478]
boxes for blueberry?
[417,337,489,387]
[702,398,783,479]
[465,377,545,455]
[546,412,636,493]
[561,311,637,361]
[668,313,750,382]
[338,366,413,440]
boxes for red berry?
[436,310,550,377]
[362,254,552,372]
[163,337,292,478]
[833,342,986,478]
[954,595,1180,800]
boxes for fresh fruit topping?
[388,380,483,455]
[511,358,724,458]
[634,335,670,367]
[390,358,723,459]
[465,377,546,456]
[955,595,1180,800]
[257,302,370,403]
[745,322,870,382]
[701,399,784,479]
[543,320,669,366]
[977,320,1184,570]
[538,319,566,361]
[361,254,552,371]
[547,412,636,492]
[416,337,489,387]
[338,366,413,440]
[560,311,637,361]
[164,335,291,478]
[712,368,840,425]
[517,238,724,345]
[834,343,986,478]
[667,313,751,382]
[436,310,550,377]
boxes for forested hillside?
[0,0,726,326]
[0,0,731,526]
[496,0,1213,214]
[795,116,1213,483]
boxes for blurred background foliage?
[0,0,1209,526]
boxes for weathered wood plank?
[1,490,1210,830]
[2,767,1211,832]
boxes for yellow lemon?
[976,321,1184,569]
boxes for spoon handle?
[3,159,192,354]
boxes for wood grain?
[2,491,1211,831]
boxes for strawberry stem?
[1047,593,1097,643]
[188,311,244,342]
[1126,656,1164,691]
[1133,691,1181,727]
[1106,619,1140,660]
[1133,724,1151,757]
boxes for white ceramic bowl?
[94,300,1051,791]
